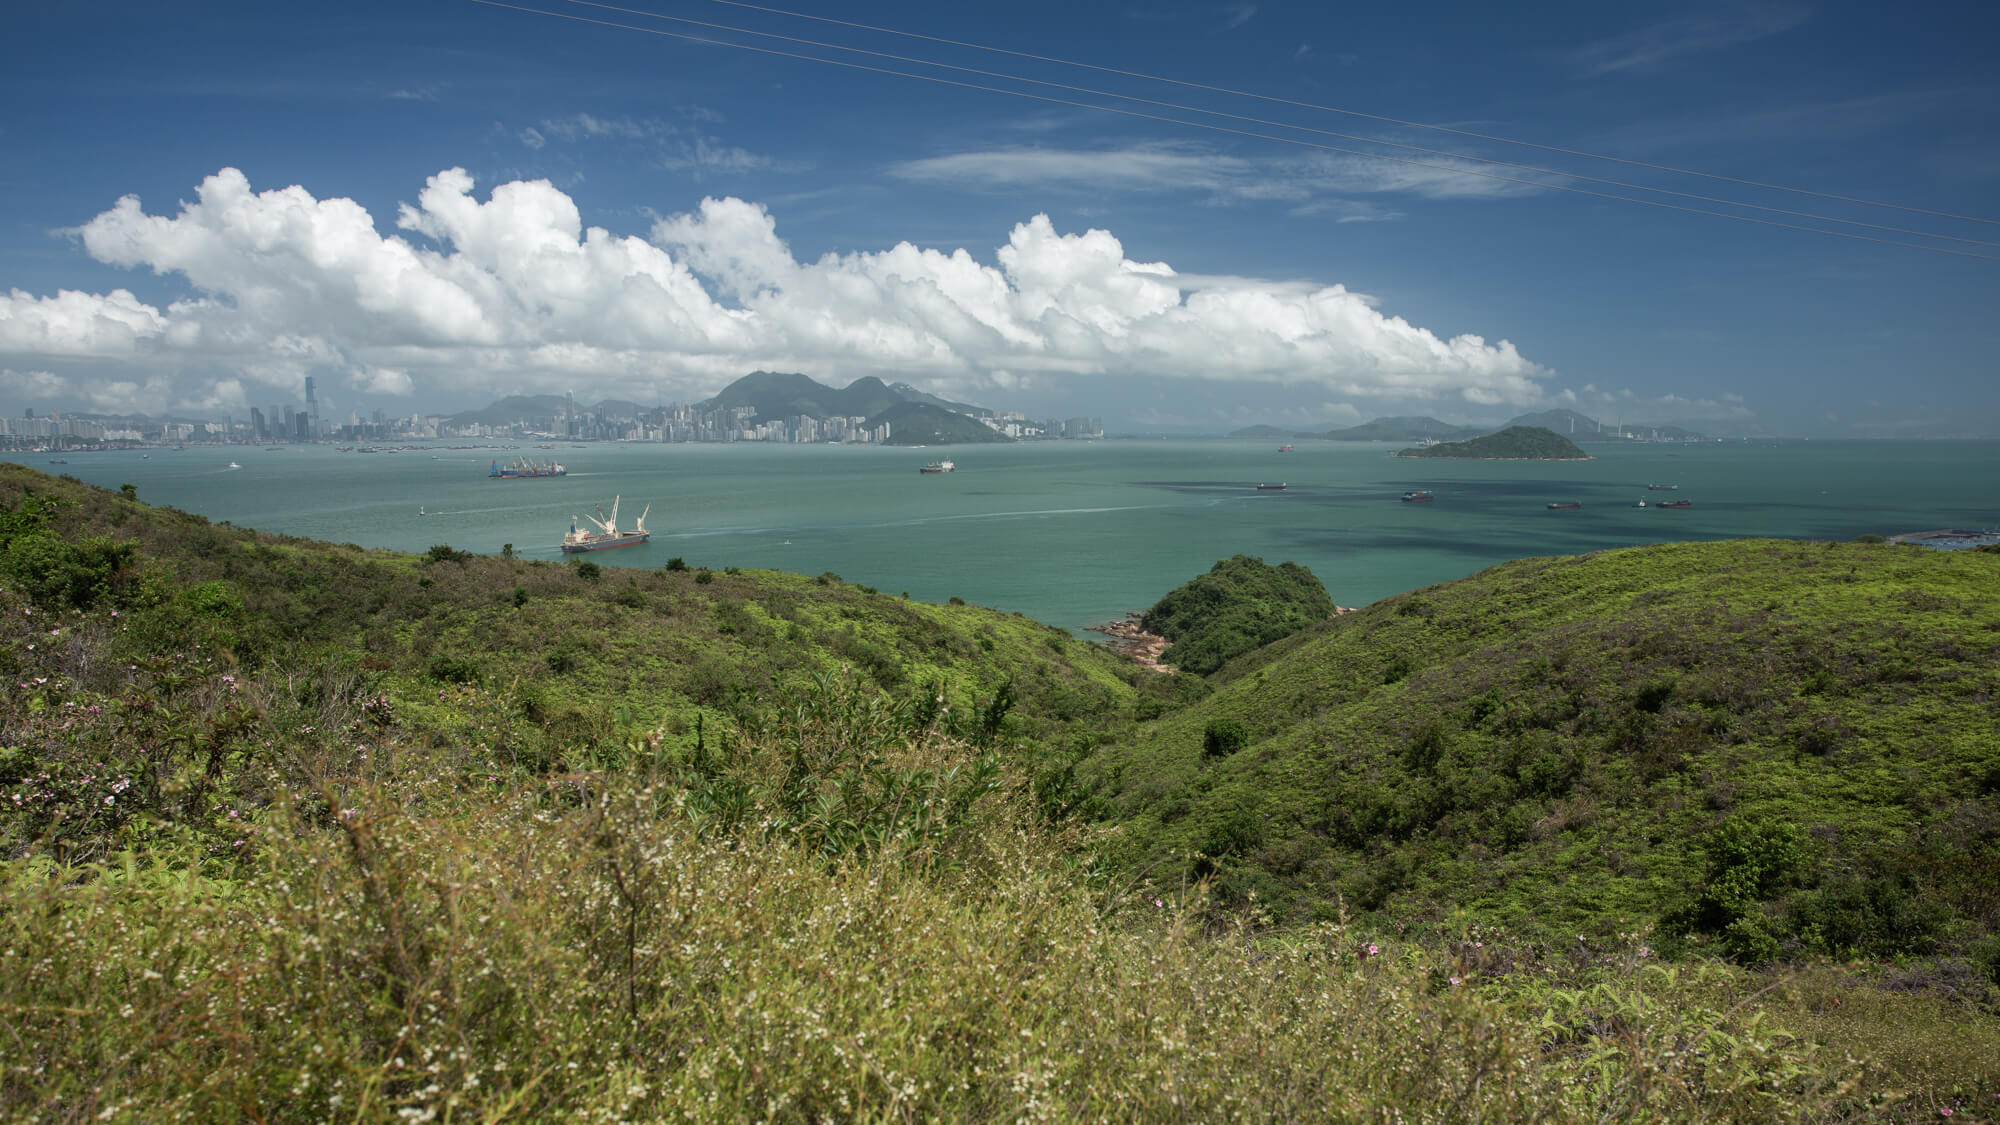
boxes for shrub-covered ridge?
[1091,538,2000,967]
[1140,554,1335,675]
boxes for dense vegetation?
[1091,540,2000,965]
[3,463,1996,1120]
[1397,424,1591,459]
[1139,554,1336,675]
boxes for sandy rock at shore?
[1086,607,1357,673]
[1085,614,1173,672]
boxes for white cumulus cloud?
[2,167,1551,414]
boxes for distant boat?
[1647,483,1679,491]
[419,507,426,516]
[1633,499,1648,508]
[1257,483,1288,491]
[1656,499,1693,509]
[47,459,67,465]
[1546,501,1581,510]
[920,460,955,474]
[1278,444,1294,452]
[1402,490,1435,503]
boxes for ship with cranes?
[490,457,567,478]
[561,496,651,553]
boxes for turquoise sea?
[11,440,1998,633]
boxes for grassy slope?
[1089,539,2000,954]
[0,464,1166,861]
[2,463,1149,726]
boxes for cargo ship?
[1257,482,1288,491]
[920,460,955,474]
[561,496,650,553]
[491,457,567,478]
[1402,490,1435,503]
[1646,483,1678,491]
[1656,499,1693,509]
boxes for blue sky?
[2,0,1995,435]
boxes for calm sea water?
[13,440,1998,633]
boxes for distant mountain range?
[697,371,988,425]
[434,373,1004,443]
[1231,409,1707,444]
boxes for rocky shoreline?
[1089,606,1360,673]
[1085,614,1173,672]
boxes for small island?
[1396,425,1592,460]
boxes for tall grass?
[3,708,1899,1122]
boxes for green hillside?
[4,464,1996,1120]
[1141,555,1336,675]
[1397,424,1590,459]
[871,401,1013,445]
[0,463,1162,865]
[1088,539,2000,962]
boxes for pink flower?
[1448,976,1463,986]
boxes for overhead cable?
[469,0,2000,262]
[560,0,2000,249]
[692,0,2000,228]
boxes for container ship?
[491,457,567,478]
[1402,490,1435,503]
[561,496,650,553]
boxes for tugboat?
[1402,490,1435,503]
[561,496,651,552]
[920,460,955,474]
[1633,498,1648,508]
[1546,501,1581,510]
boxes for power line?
[469,0,2000,261]
[560,0,2000,250]
[692,0,2000,229]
